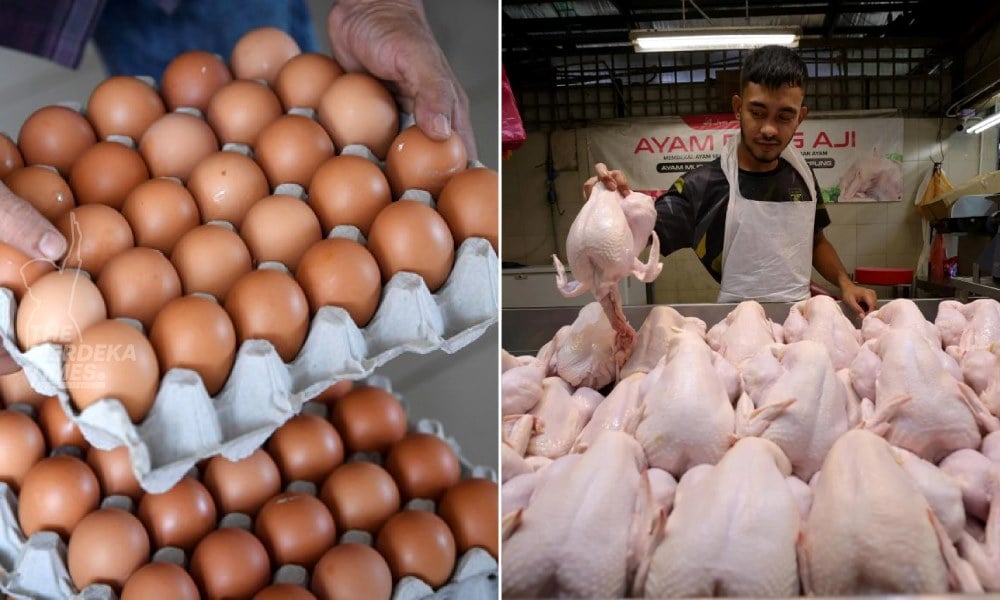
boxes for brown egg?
[307,155,391,236]
[205,80,283,146]
[438,478,498,557]
[376,510,456,588]
[69,141,149,209]
[317,74,398,159]
[3,166,75,222]
[0,410,45,491]
[17,106,95,176]
[266,413,344,484]
[97,247,182,330]
[385,127,466,198]
[16,269,107,349]
[121,562,199,600]
[149,295,235,396]
[140,112,218,181]
[121,178,200,255]
[230,27,301,85]
[87,76,165,141]
[64,319,160,423]
[311,379,353,403]
[190,527,271,600]
[254,492,336,568]
[436,167,498,250]
[0,132,24,178]
[138,477,216,552]
[254,584,317,600]
[0,369,50,408]
[202,449,280,516]
[170,224,252,300]
[161,51,232,112]
[367,200,455,292]
[224,268,309,362]
[187,151,269,228]
[275,53,343,110]
[86,445,142,501]
[56,204,135,276]
[294,238,380,326]
[37,395,87,449]
[18,455,99,537]
[241,195,321,270]
[311,543,393,600]
[319,462,399,533]
[67,507,150,592]
[328,385,406,453]
[0,242,55,301]
[254,115,334,187]
[385,433,460,501]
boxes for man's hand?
[582,163,631,201]
[840,280,877,320]
[0,182,67,375]
[327,0,477,160]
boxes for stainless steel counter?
[501,299,946,355]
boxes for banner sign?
[585,114,904,203]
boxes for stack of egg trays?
[0,374,499,599]
[0,208,496,493]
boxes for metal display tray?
[501,298,946,355]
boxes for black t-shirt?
[653,157,831,282]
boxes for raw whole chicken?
[961,346,1000,417]
[737,340,851,480]
[621,306,707,379]
[861,298,941,348]
[706,301,783,366]
[892,446,967,542]
[634,330,736,476]
[838,149,902,203]
[782,295,862,370]
[502,431,663,598]
[641,437,804,598]
[524,378,603,459]
[502,443,532,483]
[936,299,1000,356]
[940,448,998,523]
[849,328,996,462]
[574,372,645,452]
[552,182,663,371]
[501,359,547,416]
[553,302,616,389]
[800,429,979,594]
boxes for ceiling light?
[967,111,1000,135]
[631,27,801,53]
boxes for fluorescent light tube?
[632,27,800,53]
[967,111,1000,135]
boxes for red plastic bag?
[501,66,526,154]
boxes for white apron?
[717,134,817,303]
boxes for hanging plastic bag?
[501,66,526,157]
[913,162,954,279]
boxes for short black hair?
[740,45,808,93]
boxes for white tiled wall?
[502,118,1000,304]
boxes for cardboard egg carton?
[0,376,498,600]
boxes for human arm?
[812,230,877,319]
[327,0,477,159]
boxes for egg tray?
[0,214,496,492]
[0,375,499,600]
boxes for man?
[587,45,877,318]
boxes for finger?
[450,83,477,162]
[594,164,617,191]
[583,176,598,200]
[846,297,864,320]
[611,171,632,196]
[0,183,66,261]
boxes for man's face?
[732,82,808,168]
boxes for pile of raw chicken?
[501,295,1000,597]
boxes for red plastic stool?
[854,267,914,298]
